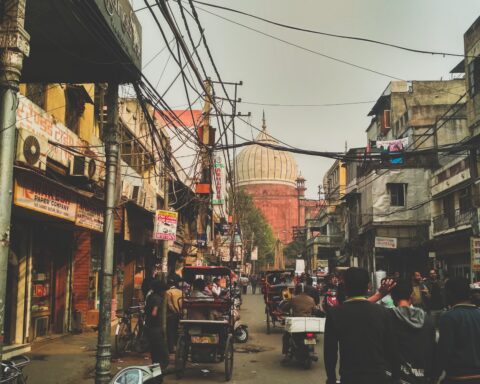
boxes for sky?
[133,0,480,198]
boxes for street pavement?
[24,290,327,383]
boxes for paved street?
[24,291,326,383]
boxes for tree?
[284,238,305,267]
[231,188,275,266]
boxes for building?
[306,160,346,272]
[234,114,321,246]
[343,79,468,279]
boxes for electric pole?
[95,83,119,384]
[0,0,30,354]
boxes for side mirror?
[112,368,143,384]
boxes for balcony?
[307,234,343,248]
[433,208,474,234]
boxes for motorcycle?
[233,285,242,309]
[321,288,339,312]
[283,316,323,369]
[233,307,249,343]
[111,363,163,384]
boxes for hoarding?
[374,236,397,249]
[154,210,178,241]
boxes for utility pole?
[0,0,29,354]
[95,83,119,384]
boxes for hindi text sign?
[154,210,178,241]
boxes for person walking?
[166,276,182,354]
[411,271,430,309]
[250,274,258,295]
[390,279,437,384]
[425,269,446,327]
[145,279,169,369]
[437,277,480,384]
[324,267,396,384]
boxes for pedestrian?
[166,276,182,354]
[411,271,430,309]
[145,279,169,369]
[425,269,446,327]
[437,276,480,384]
[390,279,437,384]
[250,274,258,294]
[304,276,320,305]
[324,267,395,384]
[240,275,249,295]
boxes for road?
[171,292,327,383]
[23,291,327,383]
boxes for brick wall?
[73,231,91,325]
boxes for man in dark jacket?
[390,279,437,384]
[324,267,396,384]
[437,277,480,383]
[425,269,445,327]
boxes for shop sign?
[14,175,76,221]
[16,96,88,167]
[251,247,258,261]
[76,199,104,232]
[154,210,178,241]
[96,0,142,70]
[375,236,397,249]
[212,157,225,205]
[471,237,480,272]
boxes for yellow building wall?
[339,162,346,198]
[44,84,66,126]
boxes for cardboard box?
[285,317,325,333]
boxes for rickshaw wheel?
[224,335,234,381]
[266,309,271,334]
[175,335,187,379]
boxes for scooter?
[111,363,163,384]
[233,307,249,343]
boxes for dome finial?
[262,110,267,131]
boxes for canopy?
[183,266,233,280]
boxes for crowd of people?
[323,267,480,384]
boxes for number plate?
[191,335,219,344]
[304,338,316,345]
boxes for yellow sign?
[471,237,480,272]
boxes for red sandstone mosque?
[235,114,321,245]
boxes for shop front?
[3,169,106,355]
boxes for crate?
[285,317,325,333]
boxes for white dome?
[235,116,298,187]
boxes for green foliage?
[232,188,275,265]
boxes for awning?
[22,0,142,83]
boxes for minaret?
[296,173,307,226]
[262,110,267,131]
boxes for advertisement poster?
[154,210,178,241]
[471,237,480,272]
[76,199,104,232]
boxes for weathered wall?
[465,16,480,134]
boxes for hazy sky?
[134,0,480,198]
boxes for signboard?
[95,0,142,70]
[76,199,104,232]
[212,158,225,205]
[295,259,305,275]
[14,174,77,221]
[375,236,397,249]
[154,210,178,241]
[251,247,258,261]
[471,237,480,272]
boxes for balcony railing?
[306,234,343,248]
[433,208,474,233]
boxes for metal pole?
[0,0,29,353]
[95,83,119,384]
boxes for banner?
[471,237,480,272]
[212,157,225,205]
[76,199,104,232]
[154,210,178,241]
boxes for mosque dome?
[235,113,298,187]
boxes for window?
[468,56,480,97]
[459,188,472,213]
[388,183,407,207]
[65,85,91,135]
[26,83,47,110]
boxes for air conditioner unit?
[16,128,48,171]
[69,156,100,181]
[132,185,145,207]
[122,180,133,200]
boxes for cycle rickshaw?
[263,269,295,334]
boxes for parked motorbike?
[233,285,242,309]
[233,307,249,343]
[110,364,163,384]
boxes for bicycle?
[0,355,29,384]
[114,306,149,356]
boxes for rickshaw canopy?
[183,266,234,280]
